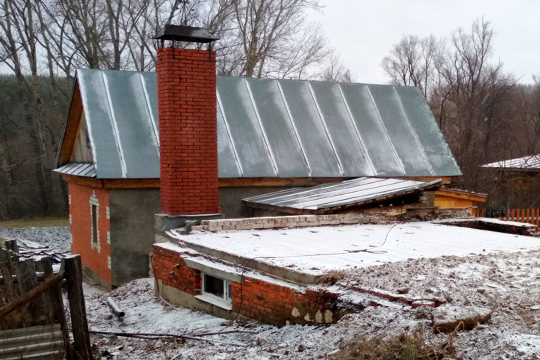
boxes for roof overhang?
[243,177,442,215]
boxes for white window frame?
[202,273,231,302]
[195,273,232,310]
[89,191,101,253]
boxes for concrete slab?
[166,221,540,281]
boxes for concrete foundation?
[154,279,249,321]
[109,188,161,286]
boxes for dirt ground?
[4,223,540,359]
[85,247,540,360]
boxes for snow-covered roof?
[167,222,540,278]
[482,154,540,171]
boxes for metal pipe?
[107,297,125,317]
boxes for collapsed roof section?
[56,69,461,180]
[482,154,540,172]
[243,177,442,215]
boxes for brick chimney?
[154,25,221,220]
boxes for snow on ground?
[86,248,540,359]
[0,226,70,251]
[6,224,540,358]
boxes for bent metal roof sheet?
[59,69,461,179]
[482,154,540,171]
[243,177,441,214]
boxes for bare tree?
[319,49,355,82]
[382,34,442,98]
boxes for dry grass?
[0,217,69,229]
[317,270,346,285]
[331,330,455,360]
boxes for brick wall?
[152,245,201,295]
[156,47,220,215]
[232,277,338,325]
[69,183,111,284]
[152,245,339,326]
[191,208,474,232]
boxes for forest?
[1,0,539,219]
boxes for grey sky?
[310,0,540,84]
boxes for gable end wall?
[69,183,111,284]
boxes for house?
[481,154,540,209]
[55,25,463,289]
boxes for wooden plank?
[481,209,486,217]
[506,208,510,221]
[64,255,92,360]
[15,260,46,324]
[37,258,56,322]
[61,174,160,189]
[527,209,531,224]
[434,189,487,202]
[58,82,84,166]
[0,248,8,263]
[5,240,19,263]
[512,209,515,222]
[0,262,20,328]
[40,257,72,359]
[0,273,63,318]
[537,209,539,226]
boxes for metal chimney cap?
[153,24,219,43]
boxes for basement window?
[196,273,232,310]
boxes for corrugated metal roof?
[54,162,96,177]
[0,324,64,359]
[64,69,460,179]
[243,177,442,214]
[482,154,540,171]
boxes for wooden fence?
[0,240,92,360]
[472,208,540,226]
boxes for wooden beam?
[64,255,93,360]
[62,174,160,189]
[61,175,453,189]
[435,189,487,202]
[401,176,454,185]
[0,273,63,318]
[58,82,84,166]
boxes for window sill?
[195,294,232,311]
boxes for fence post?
[64,255,92,360]
[39,257,74,359]
[5,239,19,262]
[506,208,510,221]
[15,260,45,323]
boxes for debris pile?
[10,238,69,263]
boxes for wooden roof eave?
[57,79,84,167]
[436,189,487,202]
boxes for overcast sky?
[309,0,540,85]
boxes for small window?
[202,274,231,301]
[91,204,98,244]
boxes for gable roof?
[482,154,540,172]
[56,69,461,179]
[243,177,442,214]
